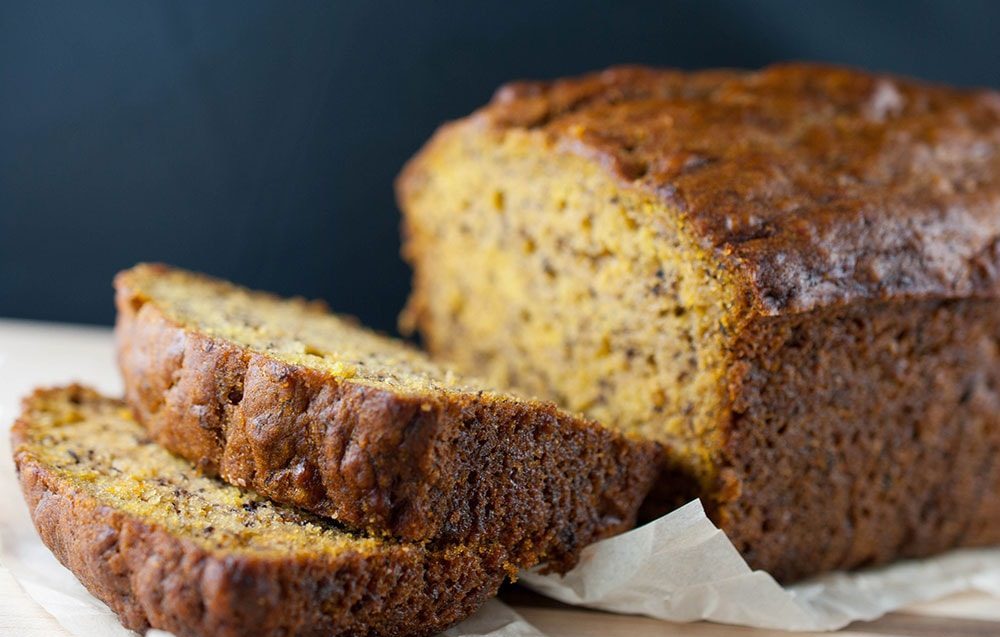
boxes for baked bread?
[397,63,1000,581]
[11,385,506,637]
[114,263,661,573]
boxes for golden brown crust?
[114,266,662,573]
[476,63,1000,314]
[12,386,505,637]
[711,298,1000,581]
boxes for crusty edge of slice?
[114,264,663,572]
[11,385,504,637]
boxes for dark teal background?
[2,1,998,331]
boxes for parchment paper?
[2,319,999,635]
[521,499,1000,631]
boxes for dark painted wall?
[2,1,998,331]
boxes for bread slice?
[114,263,661,572]
[12,386,508,637]
[396,64,1000,581]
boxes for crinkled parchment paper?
[522,499,1000,631]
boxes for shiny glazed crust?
[468,63,1000,314]
[11,386,504,637]
[114,265,662,573]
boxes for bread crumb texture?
[124,263,489,397]
[15,386,376,556]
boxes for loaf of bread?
[114,263,661,573]
[11,386,507,637]
[397,63,1000,581]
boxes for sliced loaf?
[12,385,507,637]
[114,264,661,572]
[396,64,1000,581]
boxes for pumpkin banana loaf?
[114,263,661,573]
[12,386,507,637]
[397,63,1000,582]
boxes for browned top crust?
[477,63,1000,314]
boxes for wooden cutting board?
[500,585,1000,636]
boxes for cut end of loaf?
[399,122,740,484]
[13,385,382,557]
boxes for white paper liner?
[520,499,1000,631]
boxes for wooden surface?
[0,319,997,636]
[500,586,1000,636]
